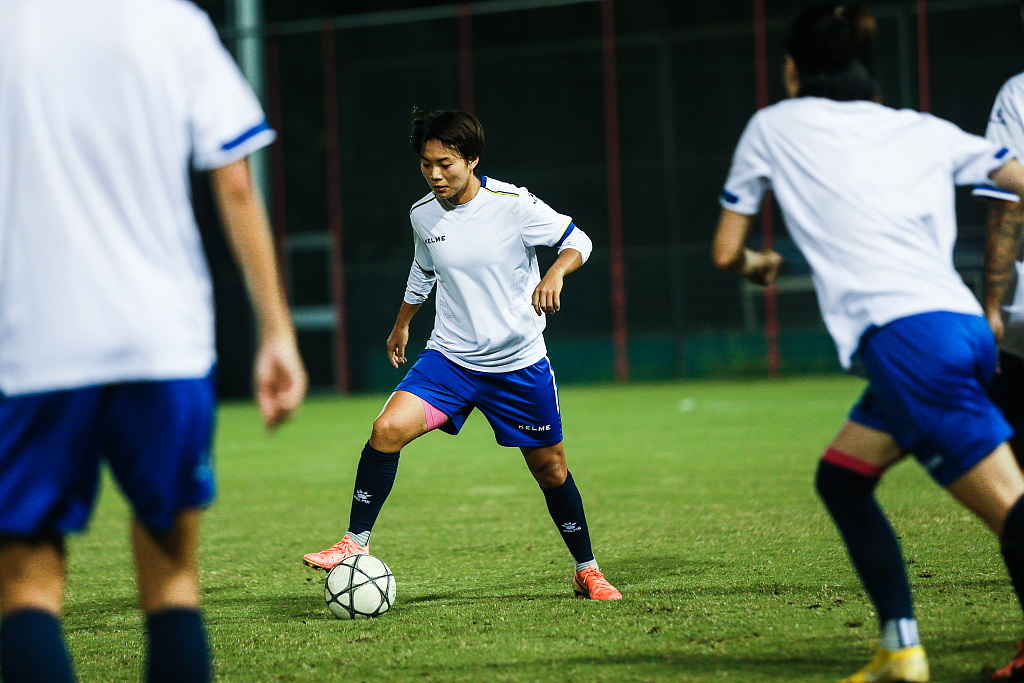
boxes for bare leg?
[946,443,1024,536]
[133,510,201,613]
[369,390,430,453]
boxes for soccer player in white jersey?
[302,108,621,600]
[974,1,1024,474]
[0,1,307,681]
[973,4,1024,679]
[713,4,1024,682]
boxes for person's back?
[0,2,305,682]
[0,0,273,394]
[730,95,994,365]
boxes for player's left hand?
[254,335,308,431]
[532,272,564,316]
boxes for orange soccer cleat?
[302,535,368,571]
[572,566,622,600]
[993,640,1024,681]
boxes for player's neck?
[450,174,481,206]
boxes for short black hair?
[786,3,878,102]
[409,108,485,162]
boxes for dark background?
[188,0,1024,396]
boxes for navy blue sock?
[348,442,400,536]
[541,471,595,566]
[1000,494,1024,617]
[0,609,75,682]
[815,456,914,623]
[145,608,210,683]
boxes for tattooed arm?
[983,198,1024,342]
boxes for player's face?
[420,139,479,205]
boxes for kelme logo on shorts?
[518,424,551,432]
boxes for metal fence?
[198,0,1024,395]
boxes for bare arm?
[986,160,1024,341]
[711,208,783,286]
[982,200,1024,342]
[387,301,422,368]
[209,158,307,429]
[532,248,583,316]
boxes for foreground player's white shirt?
[0,0,275,396]
[722,97,1008,369]
[973,72,1024,359]
[405,176,592,372]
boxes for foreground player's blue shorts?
[849,311,1011,486]
[0,374,216,536]
[395,349,563,448]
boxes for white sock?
[575,559,598,572]
[879,618,919,649]
[346,530,370,547]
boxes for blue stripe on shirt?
[721,189,740,204]
[221,121,271,152]
[554,222,576,248]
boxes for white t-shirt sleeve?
[186,9,275,170]
[517,189,576,249]
[720,113,771,216]
[558,226,593,263]
[932,115,1012,187]
[974,79,1024,201]
[404,234,437,304]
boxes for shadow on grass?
[398,649,850,682]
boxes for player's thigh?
[0,387,106,537]
[388,350,478,441]
[946,442,1024,535]
[477,358,562,448]
[829,419,906,470]
[103,376,216,535]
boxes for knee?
[528,452,567,488]
[815,452,879,505]
[371,414,411,452]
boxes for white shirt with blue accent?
[973,71,1024,359]
[405,176,592,372]
[0,0,275,395]
[721,97,1009,369]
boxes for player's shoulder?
[478,176,524,199]
[409,191,439,215]
[997,71,1024,101]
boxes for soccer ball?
[324,554,396,619]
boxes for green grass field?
[62,375,1021,682]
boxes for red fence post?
[601,0,629,383]
[322,24,351,394]
[752,0,779,377]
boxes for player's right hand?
[387,326,409,368]
[744,249,783,287]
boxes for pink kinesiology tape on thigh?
[420,398,449,432]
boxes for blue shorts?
[395,350,563,448]
[0,375,216,537]
[849,311,1012,486]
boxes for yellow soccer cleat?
[841,645,928,683]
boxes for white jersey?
[0,0,275,396]
[405,176,592,372]
[972,71,1024,359]
[722,97,1008,369]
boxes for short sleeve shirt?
[0,0,275,395]
[406,177,578,371]
[721,98,1008,369]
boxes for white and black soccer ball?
[324,554,396,620]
